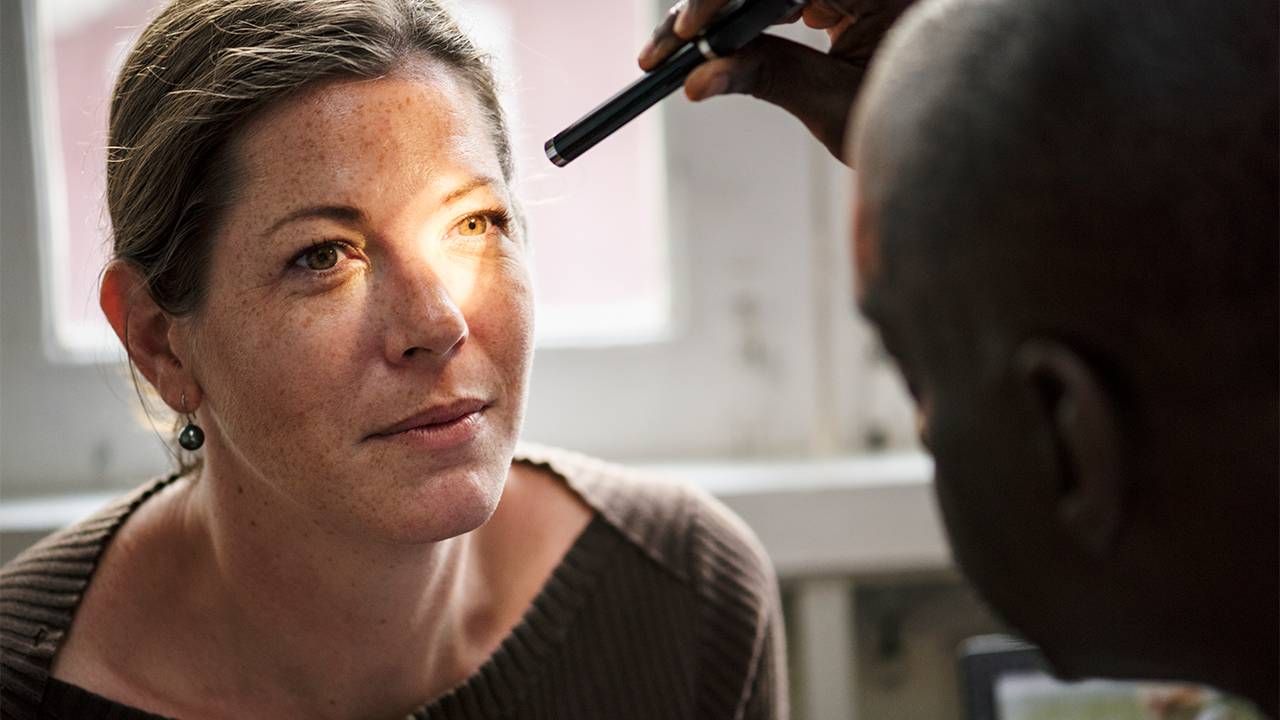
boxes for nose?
[382,259,468,364]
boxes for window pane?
[38,0,152,355]
[452,0,671,345]
[39,0,669,356]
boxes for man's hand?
[637,0,915,163]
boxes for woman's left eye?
[452,209,512,241]
[458,214,489,236]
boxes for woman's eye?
[458,214,489,237]
[294,242,347,272]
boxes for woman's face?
[184,61,532,543]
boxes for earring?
[179,391,205,451]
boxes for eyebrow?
[441,176,503,205]
[261,177,504,238]
[263,204,365,238]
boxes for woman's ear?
[1013,339,1127,557]
[100,260,199,413]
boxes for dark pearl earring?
[179,420,205,451]
[179,392,205,451]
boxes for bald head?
[855,0,1276,351]
[854,0,1277,451]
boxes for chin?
[970,582,1094,684]
[372,451,510,545]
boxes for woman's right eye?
[293,241,349,273]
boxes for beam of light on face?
[408,173,516,313]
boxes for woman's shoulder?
[0,476,175,718]
[1,476,175,586]
[514,443,777,609]
[515,444,788,719]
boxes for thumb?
[684,34,867,161]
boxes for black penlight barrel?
[546,0,803,167]
[546,43,703,167]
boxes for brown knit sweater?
[0,445,786,720]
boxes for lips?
[370,398,490,438]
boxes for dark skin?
[854,188,1279,717]
[638,0,914,161]
[855,186,1278,716]
[645,0,1279,714]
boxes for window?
[30,0,152,357]
[453,0,672,345]
[0,0,918,496]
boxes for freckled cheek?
[460,264,535,382]
[204,293,370,430]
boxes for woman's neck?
[178,462,489,718]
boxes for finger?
[828,6,899,63]
[825,15,855,44]
[673,0,733,40]
[824,0,884,16]
[684,60,736,101]
[826,0,917,57]
[803,2,847,29]
[682,34,868,161]
[638,7,685,70]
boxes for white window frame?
[0,0,920,497]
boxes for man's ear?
[100,260,200,414]
[1013,339,1127,557]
